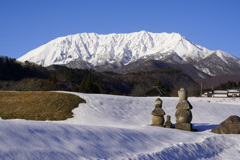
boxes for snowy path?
[0,92,240,159]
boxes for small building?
[204,91,213,97]
[227,89,240,97]
[212,90,228,98]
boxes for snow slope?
[0,92,240,159]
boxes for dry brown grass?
[0,91,86,120]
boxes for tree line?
[0,56,199,96]
[215,80,240,90]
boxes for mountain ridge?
[18,31,240,78]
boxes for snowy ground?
[0,92,240,160]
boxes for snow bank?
[63,93,240,130]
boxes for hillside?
[0,56,48,81]
[196,74,240,89]
[0,56,199,96]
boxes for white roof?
[227,89,239,93]
[214,90,228,94]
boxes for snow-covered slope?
[18,31,212,67]
[1,92,240,159]
[18,31,240,77]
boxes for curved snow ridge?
[1,119,239,160]
[0,119,204,160]
[132,135,240,160]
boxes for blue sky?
[0,0,240,59]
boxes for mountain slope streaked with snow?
[18,31,208,66]
[18,31,240,77]
[1,92,240,159]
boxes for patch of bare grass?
[0,91,86,120]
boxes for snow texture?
[0,92,240,160]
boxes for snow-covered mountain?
[18,31,240,77]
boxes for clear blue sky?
[0,0,240,59]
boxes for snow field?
[0,92,240,159]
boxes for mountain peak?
[18,31,238,77]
